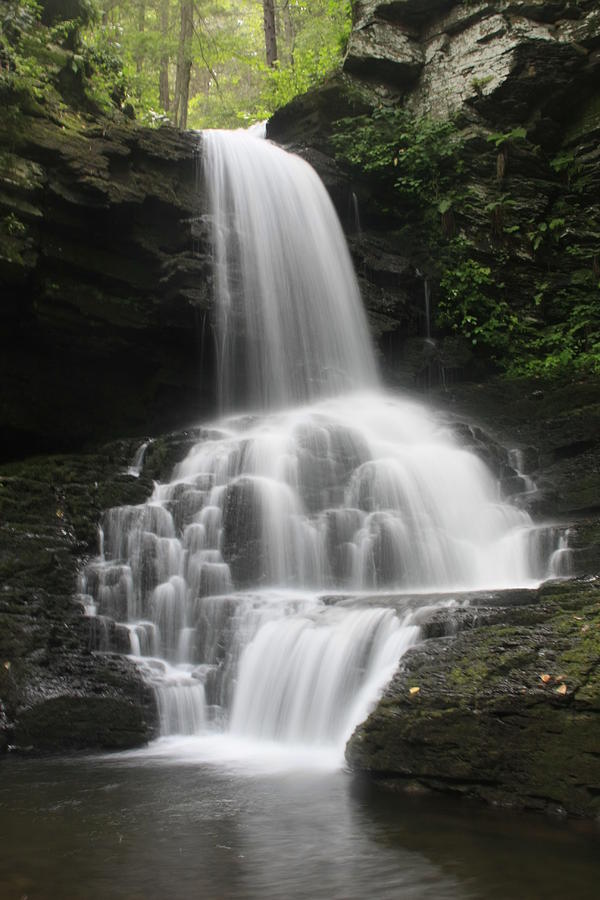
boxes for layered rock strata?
[0,112,211,459]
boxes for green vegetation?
[332,106,600,379]
[0,0,352,127]
[84,0,352,127]
[332,107,462,209]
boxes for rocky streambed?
[1,374,598,819]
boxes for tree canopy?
[84,0,352,128]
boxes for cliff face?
[269,0,600,387]
[347,1,599,123]
[0,110,213,460]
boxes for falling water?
[202,128,377,411]
[80,130,564,763]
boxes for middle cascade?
[82,130,562,759]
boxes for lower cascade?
[80,130,566,760]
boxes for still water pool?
[0,748,599,899]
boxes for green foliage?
[0,0,45,101]
[527,216,565,252]
[332,106,462,205]
[486,126,527,148]
[2,212,27,236]
[1,0,351,125]
[332,104,600,378]
[0,0,132,115]
[507,268,600,378]
[82,0,352,128]
[437,253,518,356]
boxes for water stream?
[80,130,564,763]
[2,756,599,900]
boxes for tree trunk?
[173,0,194,129]
[281,0,295,66]
[136,1,145,75]
[262,0,278,67]
[159,0,170,112]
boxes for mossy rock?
[347,579,600,817]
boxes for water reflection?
[0,757,598,900]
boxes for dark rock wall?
[0,113,213,460]
[0,430,199,753]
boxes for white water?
[81,130,564,766]
[203,128,377,411]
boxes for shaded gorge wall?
[268,0,600,387]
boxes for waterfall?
[80,130,564,763]
[202,129,378,411]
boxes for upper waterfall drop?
[202,129,378,411]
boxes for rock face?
[0,430,199,752]
[348,1,600,122]
[347,578,600,817]
[0,111,213,460]
[268,0,600,388]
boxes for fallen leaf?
[3,661,10,670]
[540,673,552,684]
[581,624,590,633]
[409,686,420,695]
[556,683,568,695]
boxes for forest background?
[81,0,351,129]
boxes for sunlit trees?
[85,1,352,128]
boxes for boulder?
[347,579,600,817]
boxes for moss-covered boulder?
[347,579,600,817]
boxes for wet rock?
[346,22,424,86]
[0,429,194,753]
[0,111,212,460]
[347,578,600,817]
[221,477,265,587]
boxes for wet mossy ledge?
[346,578,600,818]
[0,432,197,753]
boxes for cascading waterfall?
[80,129,566,763]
